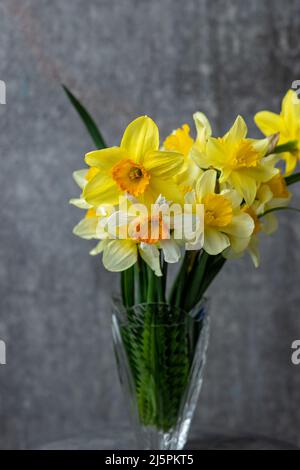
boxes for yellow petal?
[193,112,212,140]
[85,147,127,170]
[103,240,137,272]
[205,137,227,167]
[224,115,247,144]
[83,172,120,206]
[251,137,269,156]
[254,111,283,136]
[230,171,257,206]
[120,116,159,161]
[282,90,300,130]
[282,151,298,175]
[146,177,183,205]
[195,169,217,201]
[144,150,184,177]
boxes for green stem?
[147,267,157,303]
[120,266,135,308]
[184,251,210,312]
[169,251,196,308]
[273,140,298,154]
[285,172,300,186]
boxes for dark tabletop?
[36,429,299,450]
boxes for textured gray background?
[1,0,300,449]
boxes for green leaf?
[259,206,300,218]
[273,140,298,154]
[62,84,107,149]
[285,172,300,186]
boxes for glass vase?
[112,297,210,450]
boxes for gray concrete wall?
[1,0,300,449]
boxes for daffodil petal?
[139,243,162,276]
[203,227,230,255]
[85,147,127,170]
[103,240,137,272]
[121,116,159,161]
[193,112,212,139]
[69,198,92,209]
[230,171,257,206]
[229,236,251,253]
[184,190,197,205]
[221,189,242,209]
[144,151,184,177]
[224,115,247,144]
[248,235,260,267]
[205,138,227,167]
[195,169,217,200]
[252,137,269,156]
[90,240,106,256]
[73,169,88,189]
[146,177,183,205]
[73,217,98,239]
[282,90,300,127]
[282,152,298,175]
[83,172,120,206]
[160,240,181,263]
[254,111,284,136]
[222,212,254,238]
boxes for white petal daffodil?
[185,169,254,255]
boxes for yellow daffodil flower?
[185,169,254,255]
[193,116,278,206]
[224,173,291,267]
[163,112,212,190]
[83,116,184,207]
[255,90,300,174]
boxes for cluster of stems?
[121,250,226,312]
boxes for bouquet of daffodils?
[67,87,300,447]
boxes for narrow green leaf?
[259,206,300,218]
[285,172,300,186]
[62,84,107,149]
[273,140,298,154]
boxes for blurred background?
[1,0,300,449]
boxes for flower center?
[111,159,150,196]
[228,139,260,169]
[129,215,169,244]
[163,124,194,157]
[203,193,233,227]
[85,208,97,219]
